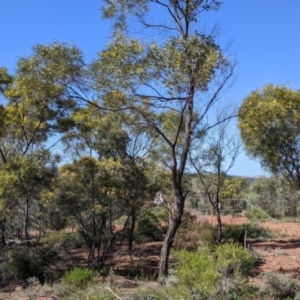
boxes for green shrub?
[8,247,42,280]
[172,243,256,298]
[245,208,269,221]
[8,246,59,280]
[215,243,256,277]
[63,267,96,289]
[223,223,271,243]
[41,230,84,249]
[175,247,220,296]
[135,210,167,243]
[263,272,300,299]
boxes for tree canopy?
[239,85,300,188]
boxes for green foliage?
[135,209,168,243]
[214,243,256,277]
[245,208,269,221]
[175,247,220,296]
[41,230,84,249]
[239,85,300,187]
[174,213,217,250]
[223,223,271,242]
[0,152,57,239]
[263,272,300,299]
[63,267,96,289]
[8,246,58,280]
[244,177,299,218]
[173,243,256,298]
[220,178,247,200]
[0,67,12,93]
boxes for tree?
[0,43,86,165]
[43,155,149,269]
[0,43,85,245]
[99,0,234,277]
[190,119,240,242]
[220,177,247,200]
[0,151,57,242]
[243,177,299,218]
[239,85,300,189]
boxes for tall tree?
[0,43,86,164]
[0,43,85,245]
[99,0,234,277]
[0,151,57,241]
[239,85,300,189]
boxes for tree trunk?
[0,217,6,248]
[24,197,29,242]
[128,209,136,252]
[158,194,184,279]
[216,206,222,243]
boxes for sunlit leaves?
[0,67,12,94]
[239,85,300,185]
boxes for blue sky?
[1,1,299,176]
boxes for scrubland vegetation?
[1,0,300,299]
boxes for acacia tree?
[43,155,149,269]
[61,105,155,252]
[0,44,85,244]
[239,85,300,190]
[98,0,234,277]
[0,152,56,241]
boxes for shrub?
[214,243,256,277]
[263,272,300,299]
[172,243,256,298]
[8,247,42,280]
[135,209,167,243]
[174,213,216,250]
[8,246,59,281]
[175,247,220,295]
[41,230,84,249]
[63,267,96,289]
[245,208,269,221]
[223,223,271,244]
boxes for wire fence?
[187,197,277,221]
[187,198,249,217]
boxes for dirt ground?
[111,214,300,287]
[197,214,300,286]
[2,214,300,299]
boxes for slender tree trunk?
[0,217,6,248]
[128,208,136,252]
[24,197,29,242]
[158,193,185,279]
[216,206,222,243]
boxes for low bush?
[8,246,59,280]
[8,247,38,280]
[245,208,269,221]
[41,230,84,249]
[214,243,256,277]
[263,272,300,299]
[223,223,271,244]
[135,209,168,243]
[63,267,96,289]
[171,243,256,298]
